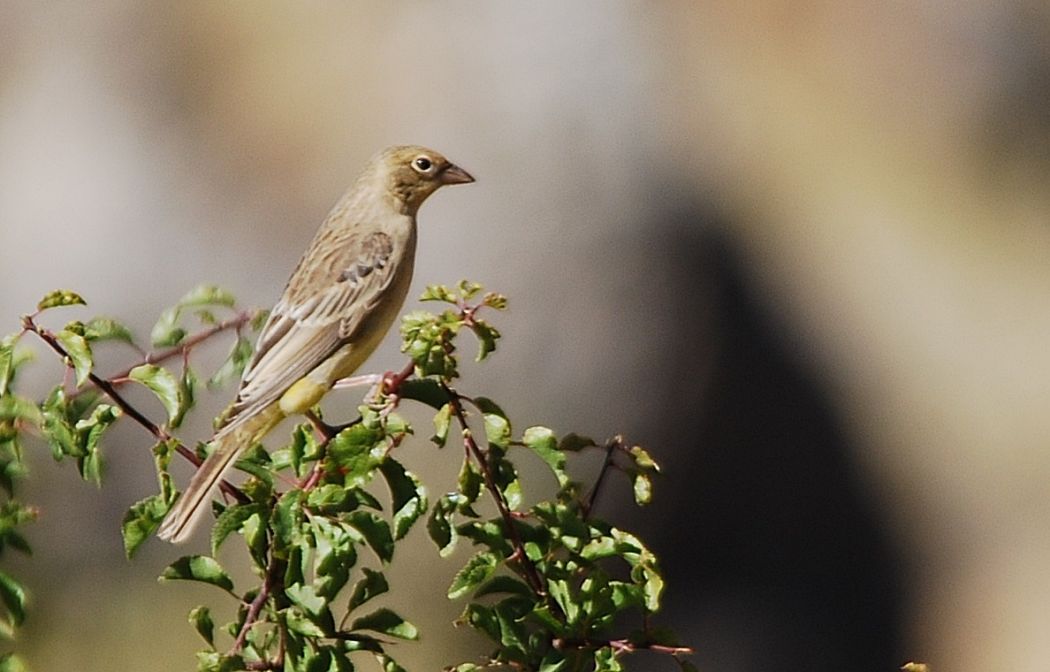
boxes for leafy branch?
[19,294,253,504]
[0,281,692,672]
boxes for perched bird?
[157,145,474,543]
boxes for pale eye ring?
[412,156,434,173]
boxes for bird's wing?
[218,228,397,428]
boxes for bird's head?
[375,145,474,214]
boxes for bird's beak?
[440,163,475,185]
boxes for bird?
[157,145,474,543]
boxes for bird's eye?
[412,156,433,173]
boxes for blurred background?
[2,2,1050,670]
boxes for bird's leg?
[330,373,383,391]
[331,363,415,415]
[372,361,416,416]
[382,361,416,395]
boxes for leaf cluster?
[0,282,691,672]
[0,285,264,665]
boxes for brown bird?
[158,145,474,543]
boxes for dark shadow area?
[613,206,908,671]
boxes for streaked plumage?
[158,145,474,543]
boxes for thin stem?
[232,551,284,654]
[22,315,247,503]
[109,310,254,383]
[65,310,255,402]
[581,436,623,520]
[554,637,694,657]
[441,381,547,598]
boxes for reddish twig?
[441,381,547,598]
[232,552,285,656]
[106,310,255,384]
[22,314,247,503]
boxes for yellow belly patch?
[279,377,329,415]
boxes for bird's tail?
[157,404,284,543]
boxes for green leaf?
[492,597,531,659]
[629,444,659,471]
[271,489,304,555]
[470,319,501,361]
[208,336,253,389]
[502,477,522,510]
[457,458,483,508]
[74,403,121,485]
[448,551,499,599]
[427,494,458,557]
[249,308,270,331]
[398,378,450,410]
[211,502,265,555]
[37,289,86,311]
[39,389,76,459]
[482,292,508,310]
[285,606,328,637]
[286,584,335,635]
[171,366,198,429]
[56,329,93,387]
[0,343,12,397]
[151,306,186,347]
[633,472,652,505]
[121,493,172,558]
[194,651,245,672]
[579,535,626,561]
[160,555,234,593]
[457,520,513,556]
[474,575,533,599]
[475,397,510,449]
[188,605,215,646]
[400,309,460,379]
[349,608,418,640]
[559,433,596,452]
[346,511,394,563]
[610,529,663,612]
[326,424,384,488]
[522,425,570,487]
[537,650,567,672]
[129,364,181,423]
[375,653,408,672]
[347,568,389,612]
[457,279,483,300]
[311,517,356,599]
[0,394,40,430]
[0,570,26,627]
[431,403,452,447]
[547,579,579,625]
[593,647,623,672]
[0,653,29,672]
[306,484,363,514]
[419,284,456,303]
[458,603,500,643]
[232,443,274,487]
[179,284,237,308]
[289,420,321,467]
[83,317,135,344]
[380,459,427,540]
